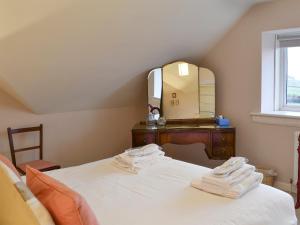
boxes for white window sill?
[250,111,300,127]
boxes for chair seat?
[17,160,61,174]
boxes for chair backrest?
[7,124,43,166]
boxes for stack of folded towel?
[112,144,168,174]
[191,157,263,199]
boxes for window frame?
[251,28,300,127]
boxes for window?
[251,28,300,126]
[277,34,300,111]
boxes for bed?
[44,158,297,225]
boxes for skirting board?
[274,181,296,194]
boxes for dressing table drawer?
[212,146,234,159]
[212,131,235,159]
[158,131,210,146]
[132,131,156,147]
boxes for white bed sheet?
[45,158,297,225]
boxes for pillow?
[0,153,21,179]
[26,166,99,225]
[0,162,55,225]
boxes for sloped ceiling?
[0,0,272,113]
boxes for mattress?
[45,158,297,225]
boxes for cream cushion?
[0,162,55,225]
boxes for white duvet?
[45,158,297,225]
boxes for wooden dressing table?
[132,120,235,161]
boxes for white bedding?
[45,158,297,225]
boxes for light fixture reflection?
[178,63,189,76]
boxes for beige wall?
[0,0,256,114]
[200,0,300,183]
[0,89,144,167]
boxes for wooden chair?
[7,124,60,175]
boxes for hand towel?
[126,144,161,157]
[118,149,165,165]
[112,156,170,174]
[213,157,248,177]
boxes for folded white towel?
[112,144,168,173]
[112,157,142,174]
[118,149,165,165]
[202,164,256,188]
[112,156,170,174]
[191,172,263,199]
[225,172,263,198]
[213,157,248,177]
[126,144,161,157]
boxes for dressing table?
[132,61,236,162]
[132,120,235,160]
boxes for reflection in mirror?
[163,62,199,119]
[147,68,162,112]
[199,68,215,118]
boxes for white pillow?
[0,162,55,225]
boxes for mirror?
[199,67,215,118]
[147,61,215,120]
[163,62,199,119]
[147,68,162,115]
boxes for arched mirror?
[147,68,162,110]
[199,67,215,118]
[147,61,215,120]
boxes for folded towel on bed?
[125,144,162,157]
[112,155,170,174]
[202,164,255,188]
[118,149,165,165]
[112,144,169,174]
[212,157,248,177]
[192,172,263,199]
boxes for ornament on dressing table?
[216,115,230,127]
[146,104,166,126]
[146,104,160,126]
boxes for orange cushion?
[0,154,21,179]
[26,166,99,225]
